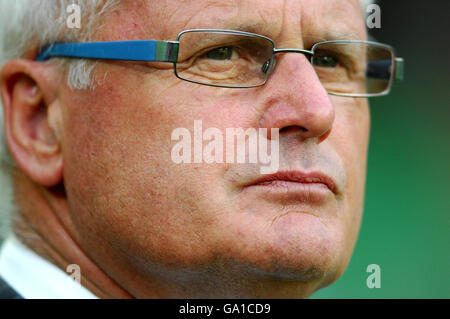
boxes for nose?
[258,53,335,143]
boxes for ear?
[1,59,63,187]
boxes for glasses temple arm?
[35,40,179,63]
[394,57,404,81]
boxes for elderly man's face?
[59,0,369,297]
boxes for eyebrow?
[323,29,365,41]
[199,20,276,38]
[190,20,364,44]
[301,29,365,45]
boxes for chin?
[219,209,347,285]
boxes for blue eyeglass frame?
[36,38,179,63]
[35,29,404,97]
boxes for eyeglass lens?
[175,31,394,95]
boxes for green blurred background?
[312,0,450,298]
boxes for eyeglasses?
[36,29,404,97]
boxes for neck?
[11,169,133,299]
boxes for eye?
[205,46,233,60]
[313,55,339,68]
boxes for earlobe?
[1,59,63,187]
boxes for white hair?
[0,0,374,240]
[0,0,118,240]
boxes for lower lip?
[245,180,333,203]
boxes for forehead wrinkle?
[98,0,158,41]
[176,0,283,38]
[171,0,364,43]
[114,0,241,40]
[103,0,365,43]
[302,29,363,44]
[167,0,239,35]
[101,0,193,41]
[131,0,285,40]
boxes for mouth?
[244,171,339,195]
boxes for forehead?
[102,0,366,42]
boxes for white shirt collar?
[0,235,98,299]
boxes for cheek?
[331,98,370,191]
[329,99,370,247]
[58,67,248,267]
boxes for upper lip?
[245,171,339,194]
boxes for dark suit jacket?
[0,276,23,299]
